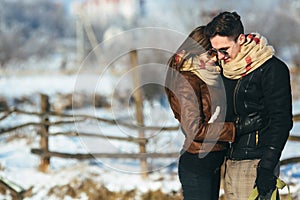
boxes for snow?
[1,71,300,199]
[0,126,182,199]
[0,71,184,199]
[0,75,77,98]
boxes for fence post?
[39,94,50,172]
[76,13,84,65]
[130,50,148,178]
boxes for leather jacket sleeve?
[173,72,235,143]
[259,58,293,170]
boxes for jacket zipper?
[230,78,242,158]
[233,78,242,119]
[255,130,259,145]
[233,78,258,157]
[235,78,250,155]
[233,78,242,134]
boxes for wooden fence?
[0,93,180,170]
[1,95,300,169]
[0,92,180,199]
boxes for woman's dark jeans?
[178,150,226,200]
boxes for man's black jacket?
[222,56,293,170]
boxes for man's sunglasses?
[208,48,229,57]
[207,37,239,58]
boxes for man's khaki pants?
[224,159,260,200]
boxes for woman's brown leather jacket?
[165,70,235,154]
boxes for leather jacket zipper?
[230,78,242,159]
[233,78,242,116]
[255,130,259,145]
[233,78,242,124]
[234,78,252,156]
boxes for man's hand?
[255,166,277,197]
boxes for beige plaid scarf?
[222,33,274,79]
[176,51,222,87]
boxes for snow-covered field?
[0,72,300,200]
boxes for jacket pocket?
[235,131,257,149]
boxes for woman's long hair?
[168,26,211,71]
[165,26,212,115]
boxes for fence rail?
[31,149,179,159]
[0,108,179,133]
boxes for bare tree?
[0,0,73,67]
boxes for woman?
[165,26,235,200]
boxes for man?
[205,11,293,200]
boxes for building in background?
[70,0,139,25]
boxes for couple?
[165,11,293,200]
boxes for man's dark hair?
[205,11,244,41]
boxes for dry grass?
[45,176,182,200]
[290,66,300,101]
[141,190,182,200]
[1,173,299,200]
